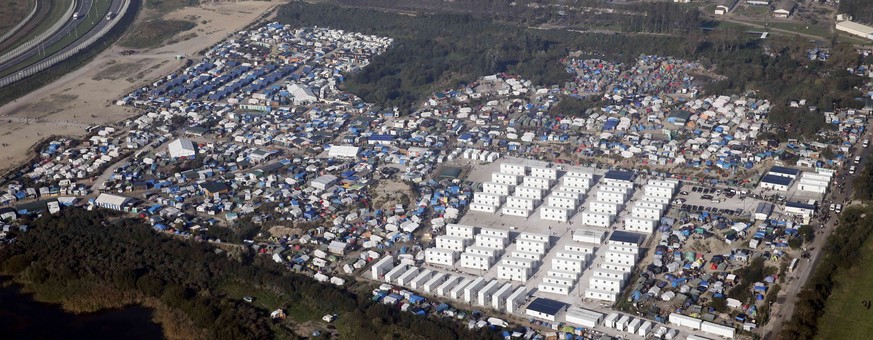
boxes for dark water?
[0,279,164,339]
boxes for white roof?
[836,20,873,35]
[95,193,131,207]
[168,138,196,158]
[328,145,360,157]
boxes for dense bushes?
[277,2,691,111]
[780,206,873,339]
[0,209,497,339]
[277,2,865,140]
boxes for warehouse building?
[168,138,196,158]
[836,20,873,40]
[327,145,359,158]
[94,193,133,211]
[759,174,793,191]
[767,166,800,179]
[525,298,567,322]
[573,229,606,244]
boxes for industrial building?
[168,138,196,158]
[836,20,873,40]
[525,298,567,322]
[94,193,133,211]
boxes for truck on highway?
[105,11,113,20]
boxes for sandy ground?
[0,0,282,173]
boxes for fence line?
[0,0,41,44]
[0,0,77,65]
[0,0,130,89]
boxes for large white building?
[94,193,132,211]
[836,20,873,40]
[327,145,359,158]
[168,138,196,158]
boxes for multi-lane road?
[0,0,124,75]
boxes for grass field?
[816,235,873,339]
[119,19,194,48]
[0,0,35,36]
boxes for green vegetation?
[0,0,33,35]
[781,205,873,339]
[728,257,774,304]
[277,2,694,111]
[145,0,198,14]
[840,0,873,25]
[119,19,194,48]
[815,234,873,339]
[277,2,866,139]
[0,209,499,340]
[853,159,873,200]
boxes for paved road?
[762,129,873,339]
[0,0,124,75]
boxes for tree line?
[0,209,499,340]
[276,1,866,138]
[779,206,873,339]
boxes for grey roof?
[527,298,568,315]
[786,201,815,210]
[604,170,635,182]
[760,174,793,186]
[610,231,645,245]
[769,166,800,176]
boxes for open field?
[0,0,35,36]
[0,0,281,173]
[815,235,873,339]
[118,19,194,48]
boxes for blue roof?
[769,166,800,176]
[760,174,793,186]
[604,170,635,182]
[526,298,567,316]
[368,134,394,141]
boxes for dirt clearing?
[0,1,282,173]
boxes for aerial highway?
[0,0,125,76]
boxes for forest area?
[839,0,873,25]
[0,209,498,340]
[277,2,868,139]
